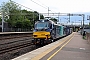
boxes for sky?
[0,0,90,25]
[1,0,90,13]
[12,0,90,13]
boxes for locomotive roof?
[35,19,56,24]
[35,19,62,26]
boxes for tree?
[0,0,22,28]
[0,17,2,22]
[21,10,44,28]
[0,0,44,31]
[15,20,23,28]
[23,19,32,28]
[34,11,44,21]
[50,18,57,23]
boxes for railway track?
[0,33,36,60]
[0,38,33,55]
[0,32,69,60]
[0,34,67,55]
[0,34,32,40]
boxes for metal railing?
[0,28,33,32]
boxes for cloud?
[12,0,90,25]
[0,0,89,25]
[1,0,90,13]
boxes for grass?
[83,36,87,40]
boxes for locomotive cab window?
[35,22,49,29]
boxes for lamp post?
[78,20,82,34]
[82,14,85,35]
[39,13,40,20]
[78,20,82,28]
[2,12,4,32]
[48,7,51,16]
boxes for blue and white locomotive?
[32,19,72,45]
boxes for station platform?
[0,32,32,34]
[12,32,90,60]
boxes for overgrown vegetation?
[0,0,44,30]
[0,0,57,31]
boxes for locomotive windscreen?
[35,22,49,29]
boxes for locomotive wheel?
[40,39,45,46]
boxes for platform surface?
[41,32,90,60]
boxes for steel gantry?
[39,13,85,34]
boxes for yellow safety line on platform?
[31,33,74,60]
[47,34,74,60]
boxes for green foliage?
[15,20,23,28]
[0,0,22,27]
[0,0,21,21]
[0,0,44,30]
[83,36,86,40]
[23,19,32,28]
[50,18,58,23]
[1,0,20,11]
[0,17,2,22]
[14,19,32,29]
[32,11,44,22]
[40,14,44,19]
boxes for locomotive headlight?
[33,35,37,37]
